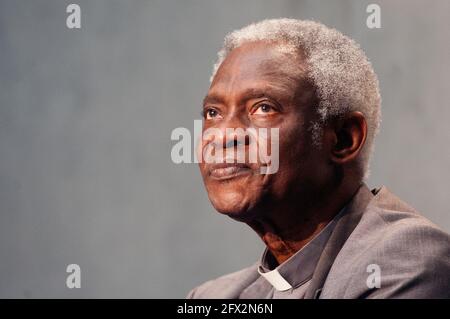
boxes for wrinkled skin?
[198,41,367,264]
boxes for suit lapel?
[304,183,374,299]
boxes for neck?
[247,181,361,265]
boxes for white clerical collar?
[257,206,346,291]
[257,266,293,291]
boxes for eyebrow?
[202,94,223,107]
[202,86,290,108]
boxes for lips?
[208,163,252,180]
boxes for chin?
[208,190,263,222]
[210,192,248,214]
[202,170,268,221]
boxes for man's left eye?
[253,103,276,115]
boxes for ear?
[329,111,367,164]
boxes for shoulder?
[186,262,260,299]
[323,186,450,298]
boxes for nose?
[225,138,241,148]
[201,115,253,164]
[223,132,250,149]
[218,115,251,150]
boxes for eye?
[204,108,221,120]
[252,103,277,115]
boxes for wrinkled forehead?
[211,41,306,87]
[209,40,310,101]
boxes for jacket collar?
[304,183,375,299]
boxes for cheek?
[278,118,310,166]
[267,119,313,189]
[275,119,333,195]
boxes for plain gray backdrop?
[0,0,449,298]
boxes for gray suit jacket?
[187,185,450,298]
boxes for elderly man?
[188,19,450,299]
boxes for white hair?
[210,18,381,180]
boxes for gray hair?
[210,18,381,180]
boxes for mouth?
[208,163,253,181]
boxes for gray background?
[0,0,449,298]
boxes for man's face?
[198,41,327,221]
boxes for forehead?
[209,41,307,99]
